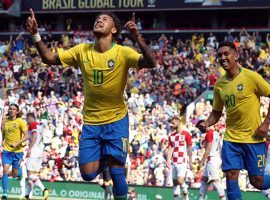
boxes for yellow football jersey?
[4,118,28,152]
[59,43,141,125]
[213,67,270,143]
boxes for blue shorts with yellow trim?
[2,150,23,169]
[79,114,129,166]
[222,140,266,176]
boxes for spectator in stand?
[152,18,160,29]
[224,32,234,43]
[206,33,217,48]
[239,28,249,46]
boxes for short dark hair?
[26,112,36,119]
[96,12,122,40]
[218,41,237,51]
[169,115,181,122]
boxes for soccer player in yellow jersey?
[26,10,156,200]
[197,41,270,200]
[1,104,29,199]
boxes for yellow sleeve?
[19,118,28,132]
[213,86,224,111]
[253,72,270,97]
[58,44,84,67]
[122,46,141,69]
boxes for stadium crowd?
[0,29,269,192]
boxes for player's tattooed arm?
[26,8,61,65]
[206,110,222,127]
[35,41,61,65]
[125,13,156,69]
[137,38,157,69]
[196,110,222,133]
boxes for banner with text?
[21,0,270,13]
[0,179,266,200]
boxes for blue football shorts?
[79,114,129,166]
[222,140,266,176]
[2,150,24,169]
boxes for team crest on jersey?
[13,123,17,128]
[237,84,243,91]
[107,59,115,70]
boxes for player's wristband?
[31,32,41,43]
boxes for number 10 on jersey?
[93,70,104,85]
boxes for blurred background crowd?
[0,26,269,192]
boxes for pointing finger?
[131,12,135,22]
[30,8,35,20]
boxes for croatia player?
[262,139,270,199]
[166,116,193,200]
[23,113,49,200]
[199,128,226,200]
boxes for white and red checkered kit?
[168,131,192,164]
[205,129,222,158]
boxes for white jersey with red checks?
[28,122,44,157]
[205,129,221,158]
[168,130,192,164]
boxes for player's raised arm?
[26,9,61,65]
[125,13,156,69]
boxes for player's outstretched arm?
[26,9,61,65]
[125,13,156,69]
